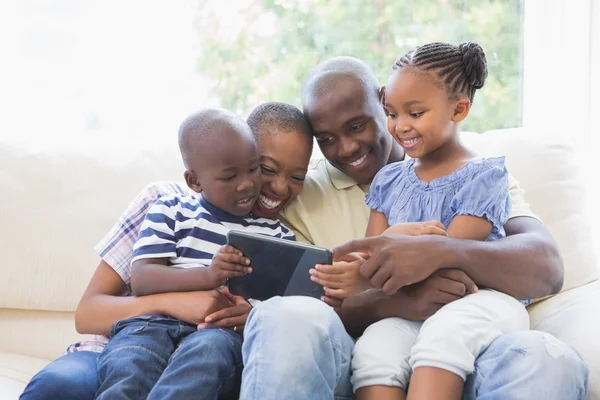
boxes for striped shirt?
[133,193,295,267]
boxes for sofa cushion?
[0,376,27,400]
[529,281,600,399]
[0,141,182,311]
[462,128,599,293]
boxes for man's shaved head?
[178,108,254,170]
[302,56,381,105]
[300,57,403,185]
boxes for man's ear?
[184,170,202,193]
[451,98,471,123]
[379,86,389,115]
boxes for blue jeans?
[96,315,242,400]
[20,351,99,400]
[240,296,589,400]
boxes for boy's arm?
[131,258,220,296]
[132,246,252,296]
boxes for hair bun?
[459,42,488,90]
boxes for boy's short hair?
[247,102,312,141]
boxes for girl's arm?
[365,210,390,237]
[446,215,492,240]
[75,260,232,336]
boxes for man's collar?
[325,160,359,190]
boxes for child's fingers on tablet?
[314,264,347,274]
[218,253,251,266]
[220,245,244,256]
[310,272,342,288]
[223,269,250,278]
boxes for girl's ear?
[184,170,202,193]
[451,98,472,123]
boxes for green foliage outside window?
[196,0,522,132]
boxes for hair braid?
[393,42,488,103]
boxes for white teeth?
[402,137,420,144]
[237,196,253,205]
[348,153,368,167]
[259,195,282,210]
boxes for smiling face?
[303,74,398,185]
[185,126,261,216]
[383,67,469,160]
[252,130,312,218]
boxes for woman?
[20,102,313,400]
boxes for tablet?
[226,230,332,301]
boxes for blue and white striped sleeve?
[132,197,179,263]
[280,222,296,242]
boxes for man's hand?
[309,253,372,298]
[336,269,477,336]
[160,290,234,326]
[198,287,252,335]
[383,221,447,237]
[393,269,478,321]
[207,245,252,287]
[333,234,453,295]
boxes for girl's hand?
[197,287,252,335]
[384,221,447,236]
[309,253,373,299]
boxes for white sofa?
[0,128,598,399]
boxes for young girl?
[310,42,530,400]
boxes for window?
[0,0,524,151]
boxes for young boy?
[94,108,294,400]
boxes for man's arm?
[336,269,478,337]
[334,216,563,301]
[449,216,563,299]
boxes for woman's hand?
[160,289,234,326]
[309,253,373,299]
[383,221,447,236]
[198,287,252,335]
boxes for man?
[239,57,588,399]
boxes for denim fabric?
[464,330,589,400]
[20,351,99,400]
[239,297,588,400]
[240,296,355,400]
[96,314,242,400]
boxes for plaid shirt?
[66,181,189,353]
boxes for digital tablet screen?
[226,230,332,300]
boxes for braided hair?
[394,42,488,103]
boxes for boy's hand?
[207,245,252,287]
[384,221,447,236]
[309,253,373,299]
[198,287,252,335]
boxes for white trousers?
[351,289,530,391]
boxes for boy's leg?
[408,290,529,400]
[96,315,179,400]
[240,296,355,400]
[147,326,243,400]
[20,351,99,400]
[352,317,421,400]
[464,330,589,400]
